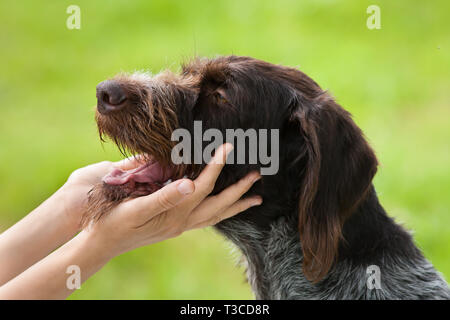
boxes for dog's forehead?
[122,70,199,90]
[128,71,153,82]
[119,57,277,93]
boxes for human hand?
[0,155,149,287]
[58,156,147,229]
[82,143,262,259]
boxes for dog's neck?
[217,213,307,299]
[215,186,449,299]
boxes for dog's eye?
[215,92,228,105]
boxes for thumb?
[128,179,195,222]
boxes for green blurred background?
[0,0,448,299]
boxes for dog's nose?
[96,80,128,114]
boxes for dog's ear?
[291,94,378,283]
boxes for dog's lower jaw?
[216,188,450,300]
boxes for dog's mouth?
[102,157,174,197]
[82,154,180,227]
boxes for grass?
[0,0,448,299]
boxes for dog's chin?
[81,156,176,228]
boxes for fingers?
[121,179,195,226]
[112,143,232,229]
[193,143,234,197]
[178,143,233,213]
[187,171,261,226]
[189,196,263,230]
[211,171,261,209]
[111,143,261,233]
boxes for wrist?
[78,227,118,262]
[55,183,89,231]
[74,229,116,266]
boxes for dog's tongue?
[103,161,171,186]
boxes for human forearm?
[0,229,111,299]
[0,185,81,285]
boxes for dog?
[85,55,450,299]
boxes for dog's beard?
[82,95,181,227]
[82,75,205,228]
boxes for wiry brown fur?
[95,74,179,164]
[83,73,184,228]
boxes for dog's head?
[87,55,378,282]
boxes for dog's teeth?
[163,179,172,186]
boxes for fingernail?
[251,197,263,206]
[224,143,234,155]
[177,180,194,195]
[249,171,262,183]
